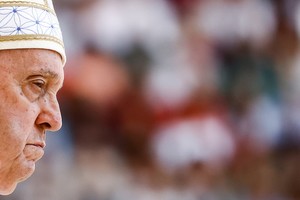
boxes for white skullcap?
[0,0,66,65]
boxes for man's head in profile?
[0,0,66,195]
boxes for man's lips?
[31,142,46,149]
[24,143,45,162]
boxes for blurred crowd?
[3,0,300,199]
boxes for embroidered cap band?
[0,0,66,65]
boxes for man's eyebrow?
[33,69,59,78]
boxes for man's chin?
[0,166,35,195]
[0,182,17,196]
[0,159,37,195]
[18,160,36,182]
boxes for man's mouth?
[32,142,46,149]
[24,144,45,162]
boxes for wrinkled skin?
[0,49,64,195]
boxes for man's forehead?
[0,49,64,77]
[28,53,65,79]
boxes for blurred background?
[3,0,300,199]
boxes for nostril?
[41,122,51,130]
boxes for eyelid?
[29,75,46,83]
[25,75,47,90]
[26,74,62,93]
[33,79,46,88]
[27,75,45,81]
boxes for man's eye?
[33,80,46,89]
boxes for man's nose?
[36,96,62,132]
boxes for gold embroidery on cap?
[0,1,55,14]
[0,34,64,47]
[0,0,47,6]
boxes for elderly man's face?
[0,49,64,195]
